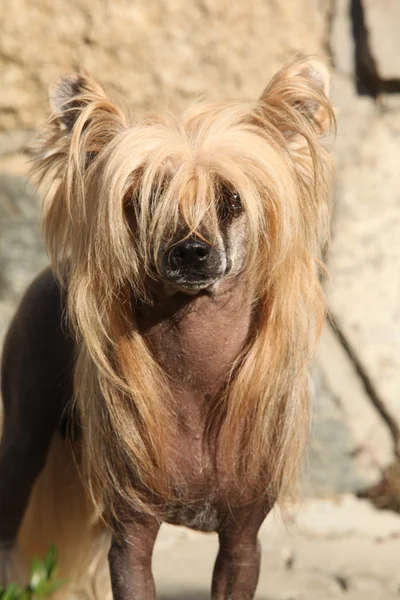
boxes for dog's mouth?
[158,263,226,294]
[163,271,223,294]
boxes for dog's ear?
[44,71,126,169]
[260,58,333,140]
[49,71,109,132]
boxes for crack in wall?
[327,312,400,459]
[350,0,400,98]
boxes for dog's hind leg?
[0,406,60,584]
[211,501,273,600]
[0,269,75,584]
[0,268,112,598]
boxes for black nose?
[168,237,211,270]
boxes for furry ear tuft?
[49,71,108,131]
[260,57,333,137]
[293,60,330,133]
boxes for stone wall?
[0,0,330,130]
[312,0,400,495]
[1,0,399,499]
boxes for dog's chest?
[142,286,252,396]
[138,285,254,528]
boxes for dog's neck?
[135,277,254,418]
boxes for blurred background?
[1,1,400,598]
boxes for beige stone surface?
[363,0,400,80]
[0,175,46,342]
[0,0,331,130]
[328,72,400,429]
[0,131,33,176]
[331,0,354,75]
[309,322,393,493]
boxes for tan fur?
[7,438,111,598]
[18,436,111,599]
[0,412,111,598]
[30,56,335,532]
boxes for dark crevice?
[350,0,379,97]
[378,79,400,94]
[327,312,400,459]
[335,574,350,591]
[350,0,400,98]
[284,552,295,571]
[358,461,400,513]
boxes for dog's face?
[125,164,249,294]
[156,188,247,293]
[41,60,334,300]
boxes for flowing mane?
[31,58,335,523]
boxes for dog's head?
[35,59,334,304]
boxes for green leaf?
[0,545,67,599]
[43,547,57,579]
[32,577,48,598]
[0,582,21,600]
[29,557,47,592]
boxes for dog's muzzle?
[160,235,224,290]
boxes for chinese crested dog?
[0,58,334,599]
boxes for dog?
[0,57,334,599]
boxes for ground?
[153,496,400,600]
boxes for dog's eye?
[220,188,243,220]
[227,192,242,217]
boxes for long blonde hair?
[32,58,335,523]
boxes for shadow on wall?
[351,0,400,96]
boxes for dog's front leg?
[108,515,160,600]
[211,502,272,600]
